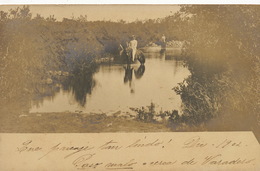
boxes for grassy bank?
[0,111,170,133]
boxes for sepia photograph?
[0,4,260,170]
[0,5,260,140]
[0,4,259,140]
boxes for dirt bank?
[0,111,170,133]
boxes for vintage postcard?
[0,4,259,171]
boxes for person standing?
[129,35,138,62]
[161,34,166,50]
[161,34,166,43]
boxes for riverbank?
[0,110,170,133]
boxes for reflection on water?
[123,65,134,93]
[30,52,190,114]
[134,65,145,79]
[62,67,96,107]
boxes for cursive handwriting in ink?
[72,153,102,169]
[105,159,137,170]
[127,139,163,148]
[38,143,95,160]
[202,154,256,165]
[183,136,207,148]
[215,139,242,148]
[149,160,177,166]
[17,140,42,153]
[181,158,197,165]
[99,140,122,150]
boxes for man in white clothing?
[161,34,166,50]
[129,35,137,62]
[161,34,166,43]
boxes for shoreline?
[0,111,170,133]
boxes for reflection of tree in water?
[62,61,97,107]
[30,65,97,108]
[31,84,61,108]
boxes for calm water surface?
[30,51,190,115]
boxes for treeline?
[0,6,184,104]
[1,5,259,139]
[173,5,260,138]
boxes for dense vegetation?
[127,5,260,139]
[172,6,260,139]
[0,5,259,140]
[0,6,182,106]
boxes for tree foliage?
[173,5,260,138]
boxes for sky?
[0,5,180,22]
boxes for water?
[30,51,190,115]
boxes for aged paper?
[1,132,260,171]
[0,4,259,171]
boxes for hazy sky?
[0,5,180,22]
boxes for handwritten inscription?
[149,160,177,166]
[17,140,42,153]
[127,139,164,148]
[105,159,137,170]
[13,135,257,170]
[183,136,207,148]
[72,153,102,169]
[99,140,123,150]
[215,139,242,148]
[38,142,94,159]
[183,136,244,149]
[202,154,255,165]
